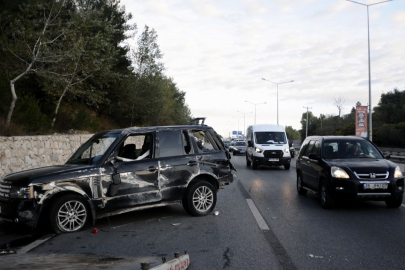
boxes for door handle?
[187,160,198,166]
[147,166,157,172]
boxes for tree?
[45,1,121,127]
[334,96,345,118]
[373,89,405,126]
[299,111,318,140]
[285,126,300,140]
[0,0,71,129]
[126,25,165,126]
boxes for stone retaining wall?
[0,134,93,177]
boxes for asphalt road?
[2,156,405,269]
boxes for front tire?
[385,194,403,208]
[320,180,335,209]
[49,194,89,234]
[284,163,290,170]
[251,157,258,170]
[246,154,251,166]
[297,173,307,195]
[183,181,217,216]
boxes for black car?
[296,136,404,209]
[0,118,235,233]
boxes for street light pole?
[245,100,267,124]
[262,78,294,125]
[346,0,393,141]
[237,110,253,138]
[303,106,312,138]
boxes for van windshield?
[255,132,286,144]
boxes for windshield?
[323,140,384,159]
[254,132,286,144]
[66,132,119,165]
[235,142,246,146]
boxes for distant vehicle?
[230,141,247,155]
[224,141,231,149]
[228,141,236,152]
[246,124,291,170]
[0,119,235,233]
[289,140,295,158]
[296,136,404,209]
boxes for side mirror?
[308,153,319,160]
[384,153,391,159]
[248,141,253,147]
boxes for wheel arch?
[39,188,96,226]
[187,173,219,192]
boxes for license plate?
[269,158,279,162]
[364,183,388,190]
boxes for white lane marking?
[18,234,55,254]
[246,199,269,231]
[402,204,405,208]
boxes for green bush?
[14,94,49,133]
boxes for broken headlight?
[16,186,34,199]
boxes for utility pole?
[303,106,312,138]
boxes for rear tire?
[183,180,217,216]
[49,194,90,234]
[385,194,403,208]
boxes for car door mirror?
[247,140,253,147]
[384,153,391,159]
[308,153,319,160]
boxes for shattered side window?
[159,131,185,158]
[117,133,154,161]
[191,130,219,154]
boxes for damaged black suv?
[0,118,235,233]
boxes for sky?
[120,0,405,137]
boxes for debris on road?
[171,223,181,226]
[308,254,323,259]
[214,211,219,216]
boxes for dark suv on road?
[296,136,404,209]
[0,118,235,233]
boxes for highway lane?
[1,168,281,269]
[2,154,405,269]
[233,154,405,269]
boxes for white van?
[246,124,291,170]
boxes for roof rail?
[187,117,206,126]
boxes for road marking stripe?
[18,234,55,254]
[246,199,269,231]
[402,204,405,208]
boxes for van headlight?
[394,166,403,179]
[255,147,263,153]
[331,166,350,179]
[284,148,290,153]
